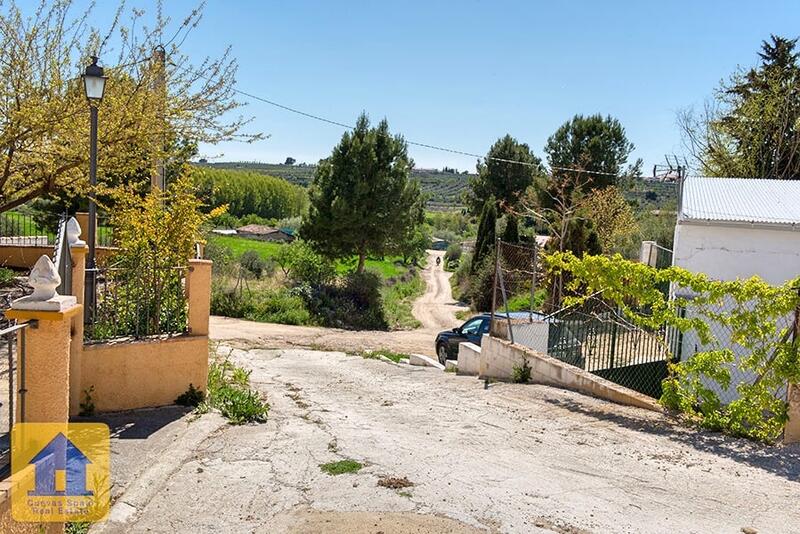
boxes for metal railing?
[85,265,189,342]
[0,211,57,246]
[0,321,29,476]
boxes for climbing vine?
[544,251,800,442]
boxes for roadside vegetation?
[198,354,270,425]
[206,114,428,331]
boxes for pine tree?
[301,113,423,273]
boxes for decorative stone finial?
[11,255,77,311]
[67,217,85,246]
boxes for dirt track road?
[210,250,468,356]
[412,250,468,331]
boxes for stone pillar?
[67,218,88,416]
[5,256,81,424]
[786,384,800,444]
[186,259,212,336]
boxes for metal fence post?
[490,238,500,334]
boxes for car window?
[479,319,490,334]
[461,318,483,335]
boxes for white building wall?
[673,222,800,285]
[672,221,800,402]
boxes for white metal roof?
[680,176,800,226]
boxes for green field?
[207,234,406,279]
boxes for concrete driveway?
[97,346,800,533]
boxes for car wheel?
[437,344,448,365]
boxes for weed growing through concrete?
[511,359,531,383]
[320,459,363,475]
[79,386,96,416]
[200,354,269,424]
[175,383,205,407]
[445,365,457,373]
[359,349,410,364]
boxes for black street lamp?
[82,56,106,322]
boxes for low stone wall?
[480,335,662,412]
[79,335,209,413]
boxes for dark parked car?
[435,314,492,364]
[435,311,581,366]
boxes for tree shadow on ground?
[74,405,193,440]
[542,396,800,483]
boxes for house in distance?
[236,224,295,243]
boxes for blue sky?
[83,1,800,172]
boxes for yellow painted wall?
[80,336,208,413]
[0,245,115,270]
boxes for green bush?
[444,243,462,268]
[208,211,240,229]
[211,285,312,326]
[382,269,424,329]
[239,250,273,279]
[304,271,387,330]
[276,240,335,286]
[0,267,15,287]
[512,359,531,383]
[238,213,275,227]
[465,252,496,312]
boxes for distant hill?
[195,161,677,212]
[196,161,471,209]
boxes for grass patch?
[361,349,410,363]
[211,281,312,326]
[320,459,363,475]
[382,270,424,330]
[201,355,269,424]
[208,234,406,280]
[505,289,546,313]
[207,234,284,260]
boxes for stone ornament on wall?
[11,255,77,312]
[67,216,86,247]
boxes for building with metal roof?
[679,176,800,228]
[672,176,800,404]
[674,176,800,285]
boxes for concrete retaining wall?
[457,342,481,375]
[480,335,662,412]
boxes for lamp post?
[82,56,106,322]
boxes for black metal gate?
[0,321,28,476]
[548,309,680,398]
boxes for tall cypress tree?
[471,199,497,273]
[501,214,519,243]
